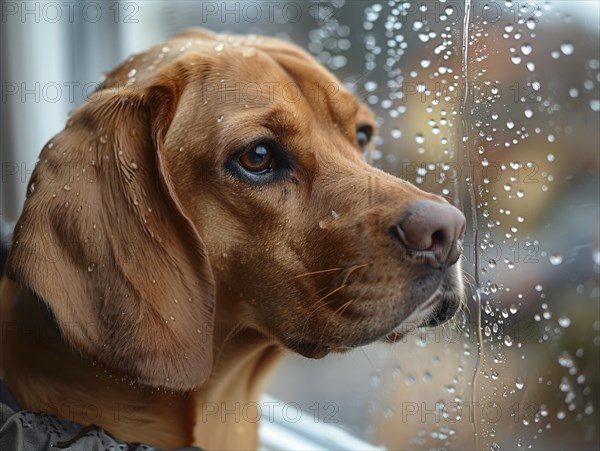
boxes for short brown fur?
[1,29,464,449]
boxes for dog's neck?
[0,280,284,450]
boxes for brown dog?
[0,29,465,449]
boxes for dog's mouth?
[419,294,459,327]
[287,277,462,359]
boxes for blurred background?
[1,1,598,449]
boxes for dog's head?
[7,29,465,390]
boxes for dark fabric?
[0,381,202,451]
[0,380,19,412]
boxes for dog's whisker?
[359,347,377,370]
[341,263,370,286]
[291,267,344,279]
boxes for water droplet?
[504,183,512,192]
[420,58,431,68]
[415,134,425,144]
[524,109,534,118]
[169,315,175,321]
[592,249,600,265]
[391,128,402,139]
[130,162,139,170]
[128,69,137,78]
[369,373,382,388]
[364,81,378,92]
[557,409,566,420]
[217,115,224,122]
[515,376,525,390]
[521,44,532,55]
[549,252,563,265]
[504,335,513,347]
[215,43,224,53]
[558,351,575,368]
[558,314,571,328]
[242,47,256,58]
[590,100,600,112]
[29,183,36,194]
[173,298,179,304]
[506,120,515,129]
[511,55,522,65]
[488,259,496,268]
[99,135,108,144]
[63,184,71,191]
[547,153,555,162]
[330,210,339,219]
[560,42,574,55]
[87,263,96,273]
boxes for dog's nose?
[393,200,466,268]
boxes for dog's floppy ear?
[7,66,215,390]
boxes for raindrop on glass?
[549,252,563,265]
[515,376,525,390]
[560,42,574,55]
[521,44,532,55]
[558,314,571,328]
[391,128,402,139]
[592,249,600,265]
[558,351,575,368]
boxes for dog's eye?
[239,144,274,174]
[357,126,373,149]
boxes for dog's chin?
[285,270,463,358]
[385,290,461,342]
